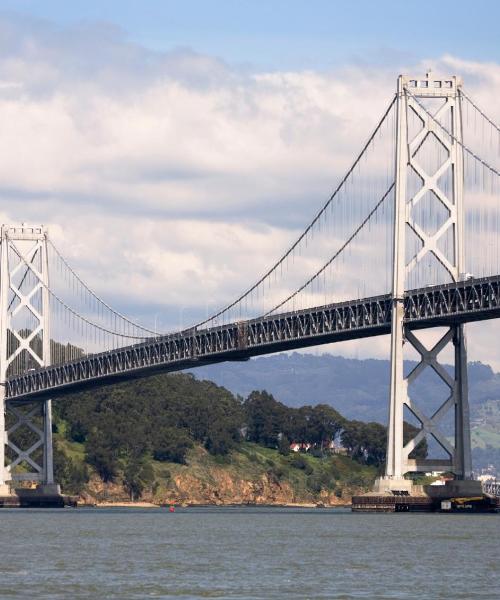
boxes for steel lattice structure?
[7,274,500,402]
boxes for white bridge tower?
[0,224,58,496]
[378,73,475,493]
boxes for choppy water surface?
[0,507,498,599]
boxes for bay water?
[0,507,498,599]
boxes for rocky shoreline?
[83,500,352,508]
[76,468,360,508]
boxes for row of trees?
[244,390,427,467]
[244,390,344,448]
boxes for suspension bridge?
[1,73,500,500]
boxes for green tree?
[278,435,290,456]
[153,428,193,464]
[342,420,428,469]
[341,420,386,467]
[53,444,89,495]
[204,423,235,456]
[122,458,155,501]
[244,390,287,447]
[85,430,119,482]
[307,404,345,450]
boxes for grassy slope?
[55,433,378,505]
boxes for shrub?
[267,466,285,483]
[290,454,313,475]
[123,458,155,501]
[53,445,89,494]
[306,474,322,493]
[153,428,193,464]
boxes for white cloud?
[1,16,500,367]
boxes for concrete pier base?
[352,478,498,513]
[0,486,20,507]
[424,479,483,499]
[15,486,76,508]
[0,484,76,508]
[35,483,62,496]
[372,477,414,495]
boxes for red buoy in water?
[169,505,175,512]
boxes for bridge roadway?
[6,274,500,402]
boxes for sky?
[2,0,500,69]
[1,1,500,366]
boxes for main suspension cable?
[461,89,500,136]
[265,181,395,316]
[48,239,159,335]
[194,94,398,328]
[10,245,154,340]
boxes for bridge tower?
[377,73,476,493]
[0,224,58,496]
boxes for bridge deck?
[6,275,500,401]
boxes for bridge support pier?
[0,225,61,500]
[377,73,477,493]
[5,399,60,493]
[42,399,55,485]
[376,322,479,494]
[453,325,473,481]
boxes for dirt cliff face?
[80,466,354,507]
[168,470,302,505]
[80,475,131,504]
[167,470,354,506]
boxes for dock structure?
[352,480,499,513]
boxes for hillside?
[48,373,380,504]
[56,439,377,506]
